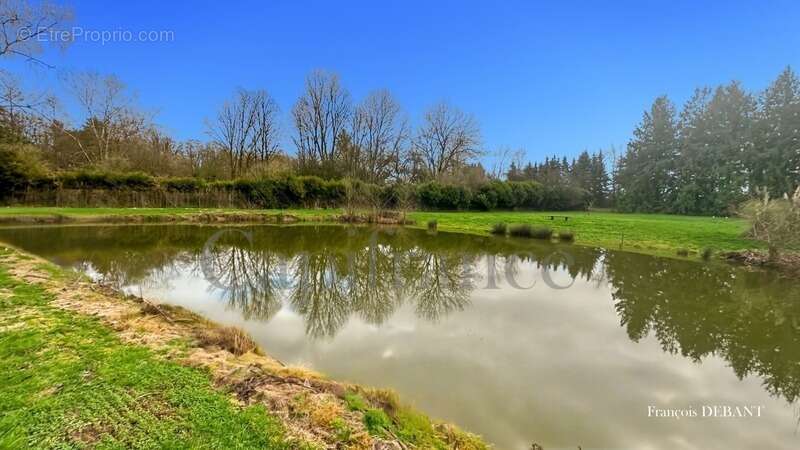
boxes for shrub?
[741,188,800,260]
[59,170,156,190]
[427,219,438,231]
[509,224,533,238]
[416,182,471,210]
[558,230,575,242]
[233,179,277,208]
[120,172,157,190]
[509,181,544,209]
[0,144,48,198]
[676,248,689,257]
[161,177,205,192]
[701,247,713,261]
[530,226,554,240]
[490,223,507,235]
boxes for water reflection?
[1,224,799,448]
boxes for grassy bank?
[0,206,760,257]
[0,245,487,449]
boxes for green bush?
[417,182,471,210]
[161,177,205,192]
[0,144,48,198]
[59,170,156,190]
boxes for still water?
[1,224,798,449]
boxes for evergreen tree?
[617,96,679,212]
[589,150,610,207]
[675,83,755,215]
[752,66,800,197]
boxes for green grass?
[406,210,758,256]
[343,391,484,449]
[0,252,304,449]
[0,206,761,257]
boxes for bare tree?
[349,89,410,182]
[488,146,517,179]
[207,88,281,178]
[413,101,482,180]
[292,70,351,168]
[0,71,53,141]
[252,91,281,164]
[0,0,72,66]
[64,71,149,165]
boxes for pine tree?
[617,96,679,212]
[589,150,610,207]
[752,66,800,197]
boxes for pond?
[1,224,798,449]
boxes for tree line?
[616,68,800,215]
[0,69,484,185]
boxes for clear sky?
[7,0,800,164]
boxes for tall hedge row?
[2,168,589,211]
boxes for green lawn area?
[0,206,760,257]
[0,251,303,449]
[406,210,758,256]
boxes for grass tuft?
[197,326,260,356]
[508,224,533,237]
[490,222,507,235]
[530,226,554,240]
[558,230,575,242]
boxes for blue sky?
[7,0,800,164]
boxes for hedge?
[1,167,590,211]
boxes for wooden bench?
[548,215,570,222]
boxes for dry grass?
[197,326,260,356]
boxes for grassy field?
[0,206,759,257]
[406,210,758,256]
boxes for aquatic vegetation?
[490,222,508,235]
[530,226,554,240]
[509,224,533,237]
[558,230,575,242]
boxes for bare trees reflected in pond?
[199,228,481,338]
[1,224,799,406]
